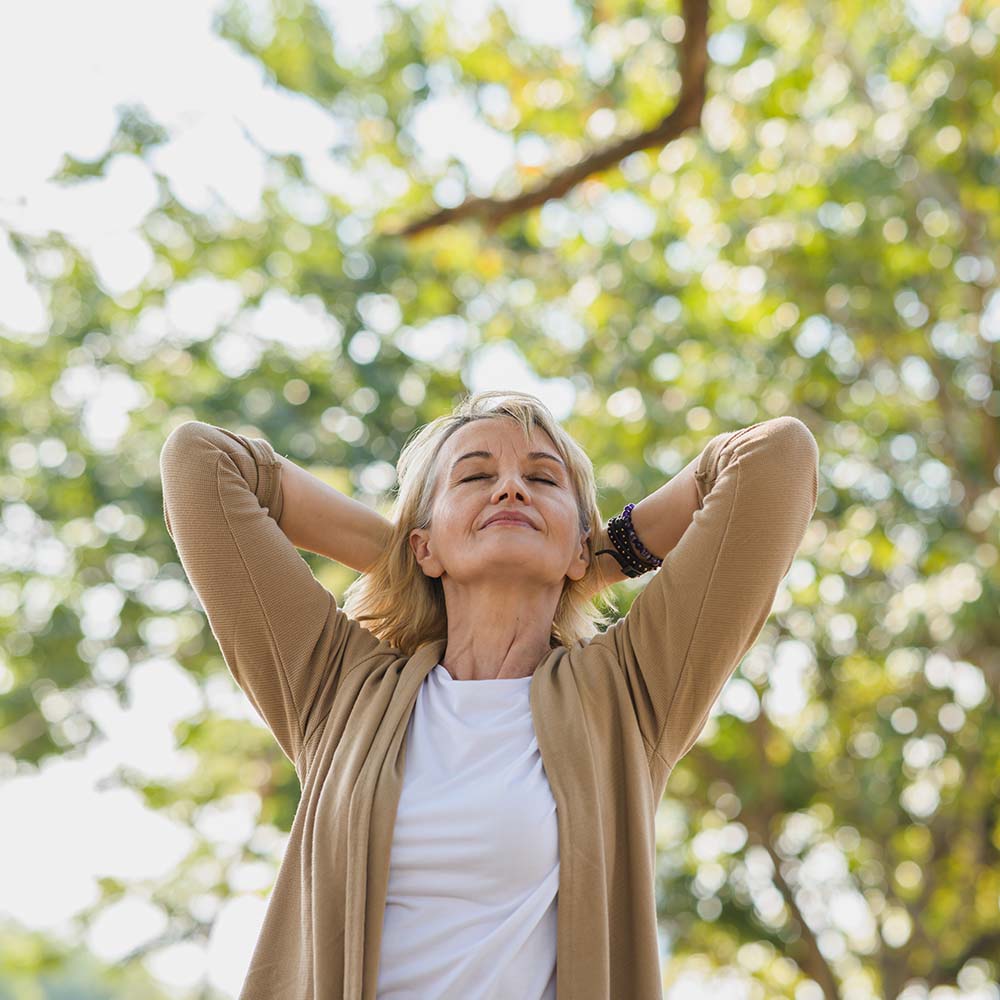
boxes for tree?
[1,0,998,995]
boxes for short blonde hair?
[341,390,619,656]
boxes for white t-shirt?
[375,663,559,1000]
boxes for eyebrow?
[451,450,566,473]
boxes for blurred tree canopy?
[1,0,999,996]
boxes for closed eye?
[461,475,557,485]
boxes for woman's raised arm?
[159,421,383,770]
[586,416,819,773]
[275,454,393,575]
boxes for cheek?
[435,495,479,534]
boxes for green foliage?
[2,0,999,995]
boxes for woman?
[159,390,819,999]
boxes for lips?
[482,512,536,529]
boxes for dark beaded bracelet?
[595,502,664,579]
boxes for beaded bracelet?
[594,502,664,579]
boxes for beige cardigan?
[159,415,819,999]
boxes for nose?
[491,472,530,502]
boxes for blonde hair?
[341,389,620,656]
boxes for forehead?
[444,417,558,461]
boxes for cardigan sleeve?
[159,420,383,768]
[589,415,819,770]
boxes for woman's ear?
[566,530,592,583]
[409,527,443,579]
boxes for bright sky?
[0,0,984,995]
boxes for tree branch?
[746,713,843,1000]
[0,709,47,755]
[687,725,842,1000]
[382,0,710,238]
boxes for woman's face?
[409,417,591,588]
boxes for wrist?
[592,524,629,588]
